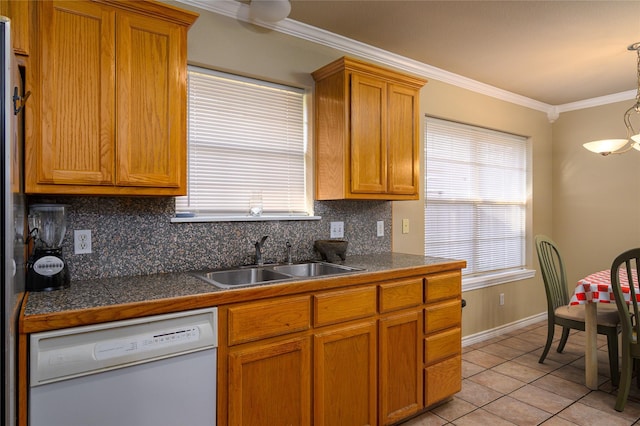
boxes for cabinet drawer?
[314,286,377,327]
[228,295,311,345]
[424,355,461,407]
[424,327,461,365]
[424,299,461,333]
[424,272,461,303]
[378,278,423,313]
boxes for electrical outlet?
[499,293,505,306]
[402,218,410,234]
[330,221,344,238]
[377,221,384,237]
[74,230,92,254]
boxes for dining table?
[570,268,634,389]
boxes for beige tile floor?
[401,320,640,425]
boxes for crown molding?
[556,90,637,113]
[177,0,632,123]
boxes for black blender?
[26,204,70,291]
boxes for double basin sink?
[193,261,364,289]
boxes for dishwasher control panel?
[95,326,200,360]
[30,307,217,386]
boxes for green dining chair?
[535,235,620,387]
[610,248,640,412]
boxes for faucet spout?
[286,241,293,264]
[254,236,269,266]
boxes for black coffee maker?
[26,204,70,291]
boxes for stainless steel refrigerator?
[1,16,26,426]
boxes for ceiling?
[283,0,640,106]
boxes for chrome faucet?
[286,241,293,264]
[254,236,268,266]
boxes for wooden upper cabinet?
[37,1,115,187]
[312,57,426,200]
[388,84,421,194]
[115,10,184,188]
[350,73,387,194]
[1,0,31,55]
[25,0,198,195]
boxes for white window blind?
[425,117,527,278]
[176,67,308,216]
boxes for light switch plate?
[330,221,344,238]
[377,221,384,237]
[402,219,410,234]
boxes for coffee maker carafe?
[26,204,70,291]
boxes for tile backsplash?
[28,197,391,281]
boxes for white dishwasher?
[29,307,217,426]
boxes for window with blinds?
[424,116,528,280]
[175,66,309,217]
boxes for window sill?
[171,215,322,223]
[462,268,536,292]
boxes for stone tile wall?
[28,197,392,280]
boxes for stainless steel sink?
[196,267,292,289]
[193,261,363,289]
[272,262,361,277]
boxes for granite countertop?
[22,252,465,333]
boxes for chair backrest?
[535,235,570,312]
[610,248,640,351]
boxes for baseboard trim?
[462,312,547,347]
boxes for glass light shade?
[583,139,628,155]
[250,0,291,22]
[631,133,640,149]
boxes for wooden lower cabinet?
[314,320,377,426]
[423,271,463,409]
[228,336,312,426]
[220,270,463,426]
[379,309,423,425]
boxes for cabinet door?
[314,320,377,426]
[228,336,311,426]
[350,73,387,194]
[2,0,30,55]
[37,1,115,186]
[388,84,418,195]
[116,11,185,188]
[379,309,423,425]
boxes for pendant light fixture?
[583,42,640,156]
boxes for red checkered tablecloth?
[570,269,639,305]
